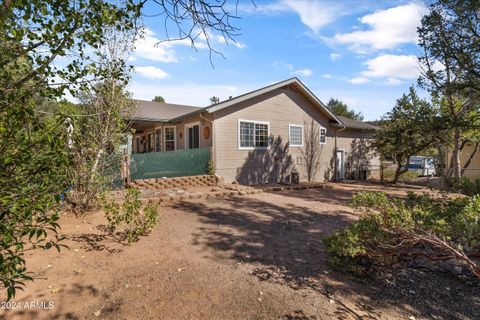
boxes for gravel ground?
[1,182,478,320]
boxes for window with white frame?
[320,127,327,144]
[164,127,176,151]
[239,120,269,149]
[289,124,303,147]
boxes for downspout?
[199,112,215,174]
[334,123,346,182]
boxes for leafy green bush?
[324,191,480,277]
[0,111,70,300]
[103,188,159,243]
[445,177,480,196]
[207,158,216,176]
[383,169,418,182]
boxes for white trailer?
[408,156,436,176]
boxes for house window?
[155,129,162,152]
[165,127,176,151]
[320,128,327,144]
[289,124,303,147]
[239,120,269,149]
[239,121,254,148]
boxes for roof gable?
[202,78,342,124]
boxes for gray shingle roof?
[131,99,200,122]
[337,116,380,131]
[129,81,378,132]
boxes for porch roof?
[131,99,201,122]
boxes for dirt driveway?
[1,183,479,320]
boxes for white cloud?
[360,54,420,79]
[272,60,294,71]
[333,2,427,53]
[272,60,313,77]
[281,0,346,33]
[133,29,186,63]
[330,53,341,61]
[385,77,403,86]
[293,68,313,77]
[238,1,376,34]
[132,28,245,63]
[135,66,170,80]
[199,31,247,49]
[233,41,247,49]
[235,2,290,15]
[348,77,370,84]
[322,73,333,79]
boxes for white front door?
[336,150,345,180]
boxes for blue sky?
[128,0,428,120]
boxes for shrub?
[382,169,418,182]
[207,158,216,176]
[0,112,70,300]
[323,191,480,278]
[445,177,480,196]
[103,188,159,243]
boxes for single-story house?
[129,77,380,184]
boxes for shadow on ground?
[68,225,132,253]
[173,193,480,320]
[264,181,423,206]
[0,283,112,320]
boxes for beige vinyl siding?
[212,88,379,184]
[213,88,338,183]
[336,129,381,179]
[445,144,480,179]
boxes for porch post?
[124,133,132,187]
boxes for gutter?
[130,117,170,123]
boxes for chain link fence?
[130,147,211,180]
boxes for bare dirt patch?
[1,182,478,319]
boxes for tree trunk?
[393,155,409,184]
[393,164,403,184]
[380,161,384,184]
[451,127,462,178]
[437,146,445,177]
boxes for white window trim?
[288,124,304,147]
[319,127,327,144]
[238,119,270,150]
[164,126,177,151]
[184,121,201,149]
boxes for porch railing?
[130,147,211,180]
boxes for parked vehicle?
[408,156,436,176]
